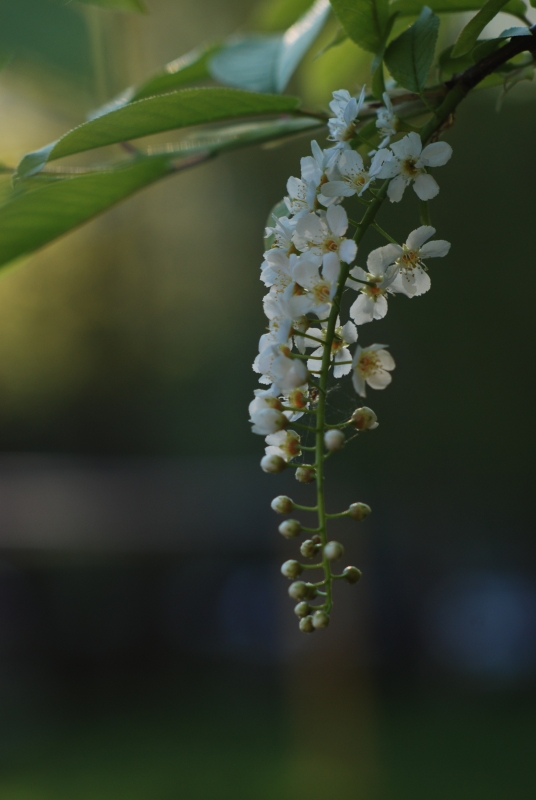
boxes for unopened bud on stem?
[281,560,303,579]
[351,407,379,431]
[300,539,320,558]
[343,566,362,584]
[271,495,294,514]
[299,615,315,633]
[312,610,330,629]
[260,454,287,474]
[294,601,310,618]
[324,541,344,561]
[348,502,371,521]
[295,465,316,483]
[278,519,302,539]
[324,429,345,451]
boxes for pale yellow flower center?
[356,350,381,378]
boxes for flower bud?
[271,495,294,514]
[324,429,345,451]
[311,535,322,544]
[304,582,318,600]
[300,539,320,558]
[288,581,308,600]
[348,502,371,521]
[343,566,362,584]
[250,407,289,436]
[295,465,316,483]
[299,615,315,633]
[288,388,307,409]
[281,560,303,579]
[260,454,287,474]
[294,601,310,618]
[312,610,330,629]
[324,541,344,561]
[351,406,378,431]
[278,519,302,539]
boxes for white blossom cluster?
[249,87,452,462]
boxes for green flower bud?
[271,495,294,514]
[260,454,287,474]
[299,615,315,633]
[304,582,318,600]
[278,519,302,539]
[300,539,320,558]
[311,535,322,544]
[351,407,378,431]
[281,560,303,579]
[312,610,330,629]
[348,502,371,521]
[295,465,316,483]
[288,581,308,600]
[324,541,344,561]
[294,601,310,618]
[324,429,345,451]
[343,566,362,584]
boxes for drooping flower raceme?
[248,87,452,633]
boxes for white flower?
[352,344,395,396]
[253,316,292,383]
[321,150,375,199]
[284,175,317,217]
[265,215,296,252]
[300,140,340,206]
[265,429,301,461]
[348,244,400,325]
[389,226,451,297]
[376,92,397,149]
[291,250,341,318]
[376,131,452,203]
[257,343,308,392]
[260,248,294,291]
[327,86,366,145]
[250,407,288,435]
[293,205,357,272]
[306,318,358,378]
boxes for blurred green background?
[0,1,535,798]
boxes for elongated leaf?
[210,36,283,92]
[3,115,322,270]
[90,44,219,120]
[17,89,302,178]
[276,0,331,91]
[451,0,511,57]
[385,6,439,92]
[390,0,526,17]
[0,158,170,270]
[76,0,147,11]
[209,0,330,93]
[329,0,390,53]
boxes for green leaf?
[384,6,439,92]
[451,0,511,57]
[0,158,169,270]
[17,89,302,178]
[209,0,331,93]
[2,114,323,271]
[76,0,147,11]
[329,0,390,53]
[90,44,220,119]
[209,36,283,93]
[390,0,526,17]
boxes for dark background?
[0,1,534,797]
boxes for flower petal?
[322,180,355,197]
[377,348,395,370]
[419,239,450,258]
[339,238,357,264]
[349,294,374,325]
[367,369,392,390]
[367,243,401,273]
[413,173,439,201]
[326,204,348,237]
[387,174,408,203]
[406,226,435,250]
[419,141,452,167]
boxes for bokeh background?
[0,1,535,798]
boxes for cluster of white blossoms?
[248,87,452,633]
